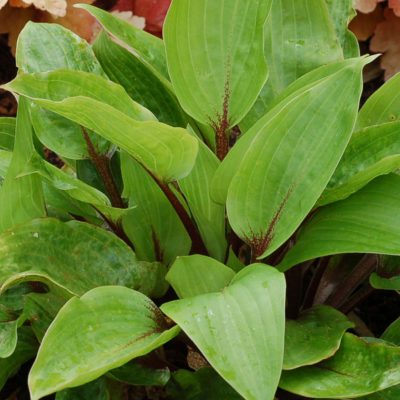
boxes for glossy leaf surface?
[227,58,366,259]
[5,72,198,182]
[280,333,400,398]
[93,31,186,128]
[320,122,400,206]
[241,0,343,130]
[284,305,354,370]
[161,264,286,400]
[164,0,271,128]
[29,286,180,399]
[279,174,400,271]
[166,255,235,299]
[0,218,166,297]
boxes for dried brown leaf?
[350,4,384,40]
[370,8,400,79]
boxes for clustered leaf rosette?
[0,1,399,399]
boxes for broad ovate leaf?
[284,305,354,370]
[227,57,367,259]
[28,286,180,399]
[280,333,400,398]
[15,22,107,160]
[5,71,198,182]
[279,174,400,271]
[161,264,286,400]
[0,218,166,298]
[0,98,45,233]
[164,0,271,128]
[166,255,235,299]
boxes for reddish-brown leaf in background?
[370,8,400,80]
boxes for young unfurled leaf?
[280,333,400,398]
[284,305,354,370]
[0,218,166,298]
[28,286,180,400]
[164,0,271,129]
[279,174,400,271]
[227,57,367,260]
[166,255,235,299]
[161,264,286,400]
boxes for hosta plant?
[0,0,400,399]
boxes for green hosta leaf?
[28,286,180,399]
[241,0,343,131]
[77,4,168,79]
[5,72,198,183]
[167,368,243,400]
[0,117,15,151]
[358,321,400,399]
[166,255,235,299]
[357,73,400,128]
[280,333,400,398]
[0,307,20,358]
[16,22,108,160]
[370,273,400,290]
[161,264,286,400]
[0,98,45,233]
[325,0,359,58]
[93,31,186,128]
[279,174,400,271]
[320,122,400,206]
[5,69,155,122]
[56,378,109,400]
[382,318,400,345]
[0,218,166,298]
[0,327,38,391]
[0,150,11,181]
[121,152,190,264]
[284,305,354,370]
[23,292,67,341]
[226,57,366,260]
[164,0,271,128]
[28,153,127,223]
[178,137,226,260]
[212,59,373,206]
[110,359,170,387]
[16,22,103,75]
